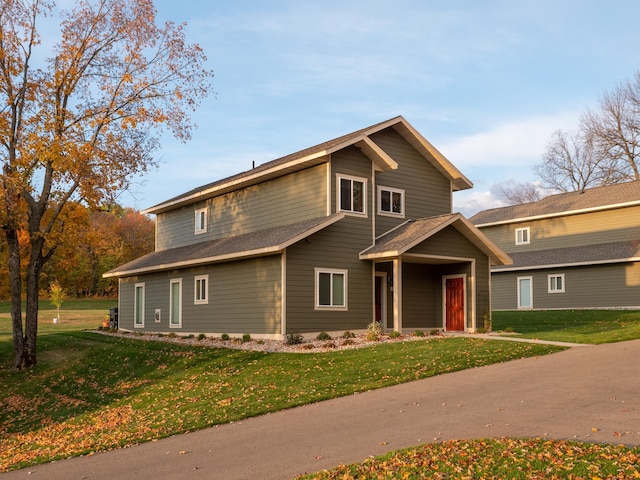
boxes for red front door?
[445,277,465,331]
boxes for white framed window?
[195,207,208,234]
[134,283,145,327]
[194,275,209,304]
[548,274,565,293]
[515,227,530,245]
[377,186,404,217]
[170,278,182,328]
[517,276,533,309]
[315,268,348,310]
[337,175,366,215]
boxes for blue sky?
[125,0,640,216]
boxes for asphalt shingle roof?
[471,181,640,225]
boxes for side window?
[315,268,348,310]
[338,175,366,215]
[515,227,530,245]
[378,186,404,217]
[134,283,145,327]
[548,274,565,293]
[170,278,182,328]
[195,207,207,235]
[195,275,208,304]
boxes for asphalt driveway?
[4,339,639,480]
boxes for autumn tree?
[0,0,213,369]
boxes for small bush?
[366,332,379,342]
[256,339,264,345]
[341,338,356,346]
[323,341,337,349]
[301,343,315,350]
[389,331,402,339]
[285,331,305,345]
[242,333,252,343]
[504,326,514,333]
[367,321,383,337]
[168,332,178,338]
[483,313,492,332]
[413,330,425,337]
[185,334,195,339]
[476,327,486,334]
[221,333,230,341]
[430,329,440,336]
[316,332,332,341]
[198,333,207,341]
[342,331,356,339]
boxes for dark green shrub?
[221,333,230,341]
[389,331,402,339]
[342,331,356,339]
[285,331,305,345]
[242,333,251,343]
[341,338,356,346]
[316,332,331,341]
[198,333,207,341]
[430,329,440,336]
[413,330,425,337]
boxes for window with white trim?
[377,186,404,216]
[515,227,530,245]
[134,283,145,327]
[548,274,565,293]
[195,207,208,234]
[170,278,182,328]
[315,268,347,309]
[194,275,208,304]
[338,175,366,215]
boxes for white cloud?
[453,190,506,218]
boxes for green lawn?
[492,309,640,344]
[0,314,561,471]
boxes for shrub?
[413,330,425,337]
[256,339,264,345]
[504,326,514,333]
[185,334,195,339]
[367,321,383,337]
[285,331,305,345]
[366,332,379,342]
[301,343,315,350]
[342,331,356,339]
[389,330,402,339]
[341,338,356,346]
[168,332,178,338]
[198,333,207,341]
[221,333,230,341]
[323,341,337,349]
[242,333,252,343]
[476,327,486,334]
[483,313,492,332]
[430,329,440,336]
[316,332,332,341]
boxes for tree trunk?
[23,238,45,369]
[5,228,25,370]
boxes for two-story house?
[471,181,640,311]
[104,116,510,338]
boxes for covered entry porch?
[361,214,511,333]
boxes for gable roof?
[493,240,640,272]
[359,213,512,265]
[471,181,640,226]
[103,213,345,278]
[144,116,473,215]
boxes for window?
[515,227,530,245]
[195,207,207,234]
[134,283,145,327]
[338,175,366,215]
[315,268,347,310]
[378,186,404,216]
[170,279,182,328]
[517,276,533,309]
[548,274,565,293]
[195,275,208,304]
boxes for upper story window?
[377,186,404,217]
[338,175,366,215]
[195,207,208,235]
[515,227,530,245]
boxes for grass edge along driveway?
[0,333,562,472]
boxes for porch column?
[393,258,402,332]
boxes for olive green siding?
[480,205,640,254]
[401,264,442,329]
[371,129,452,236]
[285,218,373,333]
[118,255,282,334]
[156,164,328,250]
[492,262,640,310]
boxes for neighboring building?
[471,182,640,311]
[104,116,510,338]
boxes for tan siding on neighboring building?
[156,164,328,250]
[481,205,640,254]
[492,261,640,310]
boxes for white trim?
[515,227,530,245]
[548,273,565,293]
[442,274,467,332]
[194,275,209,304]
[493,256,640,273]
[169,278,183,328]
[392,259,402,332]
[336,173,368,217]
[374,272,388,329]
[377,185,405,218]
[517,276,533,310]
[194,207,208,235]
[474,200,640,227]
[134,283,145,328]
[314,268,348,310]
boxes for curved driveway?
[4,339,639,479]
